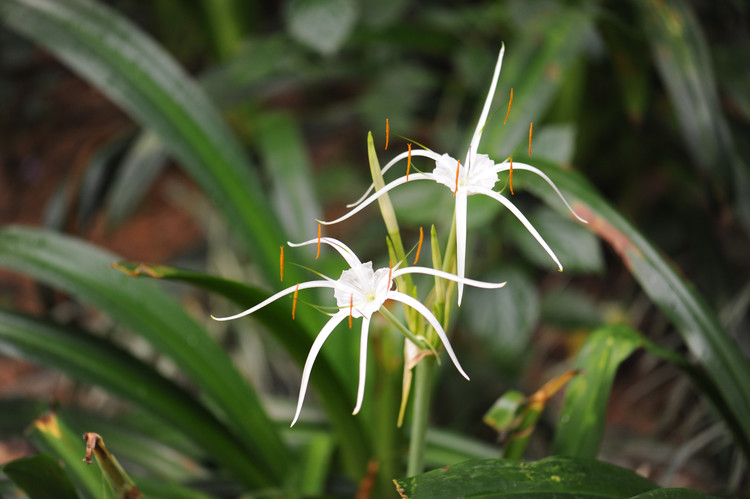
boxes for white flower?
[212,237,505,426]
[320,45,587,305]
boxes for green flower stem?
[406,356,436,476]
[379,307,434,356]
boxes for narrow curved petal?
[289,237,362,268]
[473,186,563,271]
[211,280,336,321]
[352,317,371,415]
[455,189,469,306]
[494,161,588,223]
[388,291,470,381]
[394,266,506,289]
[291,310,349,426]
[468,44,505,162]
[319,173,434,226]
[347,149,442,207]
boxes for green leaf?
[109,261,372,479]
[255,112,322,241]
[553,325,642,458]
[637,0,750,233]
[630,489,719,499]
[541,288,604,329]
[394,456,659,498]
[0,226,287,486]
[506,206,604,273]
[461,267,539,374]
[483,3,594,156]
[517,160,750,458]
[0,0,289,286]
[423,429,499,469]
[284,0,359,55]
[0,310,267,488]
[3,453,80,499]
[105,131,168,229]
[28,413,111,499]
[81,433,141,498]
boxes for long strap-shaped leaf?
[0,310,268,488]
[111,261,373,479]
[0,0,291,286]
[518,161,750,457]
[0,226,288,485]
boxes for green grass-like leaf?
[3,453,80,499]
[519,160,750,458]
[0,0,292,286]
[0,226,287,487]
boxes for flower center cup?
[334,262,392,319]
[433,153,498,194]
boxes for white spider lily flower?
[212,237,506,426]
[320,45,586,305]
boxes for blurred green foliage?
[1,0,749,496]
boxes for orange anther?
[504,88,513,125]
[292,283,300,320]
[406,143,412,181]
[316,223,321,260]
[385,118,390,150]
[349,294,354,329]
[279,246,284,282]
[529,122,533,156]
[509,158,514,195]
[414,226,424,265]
[453,159,460,197]
[387,265,393,289]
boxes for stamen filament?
[509,158,514,195]
[292,283,300,319]
[406,143,412,181]
[453,159,460,197]
[316,223,321,260]
[279,246,284,282]
[414,226,424,265]
[349,294,353,329]
[385,118,390,150]
[504,88,513,125]
[529,122,533,156]
[388,265,393,290]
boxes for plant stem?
[406,356,436,476]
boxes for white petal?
[288,237,362,269]
[347,149,442,207]
[318,173,434,225]
[455,190,468,306]
[393,267,506,289]
[494,161,588,223]
[473,186,563,271]
[352,317,371,415]
[291,311,349,426]
[211,280,336,321]
[468,45,505,162]
[388,291,470,381]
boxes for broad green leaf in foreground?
[552,325,642,458]
[29,413,110,499]
[0,0,291,285]
[3,453,80,499]
[516,160,750,458]
[394,456,660,498]
[0,226,287,486]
